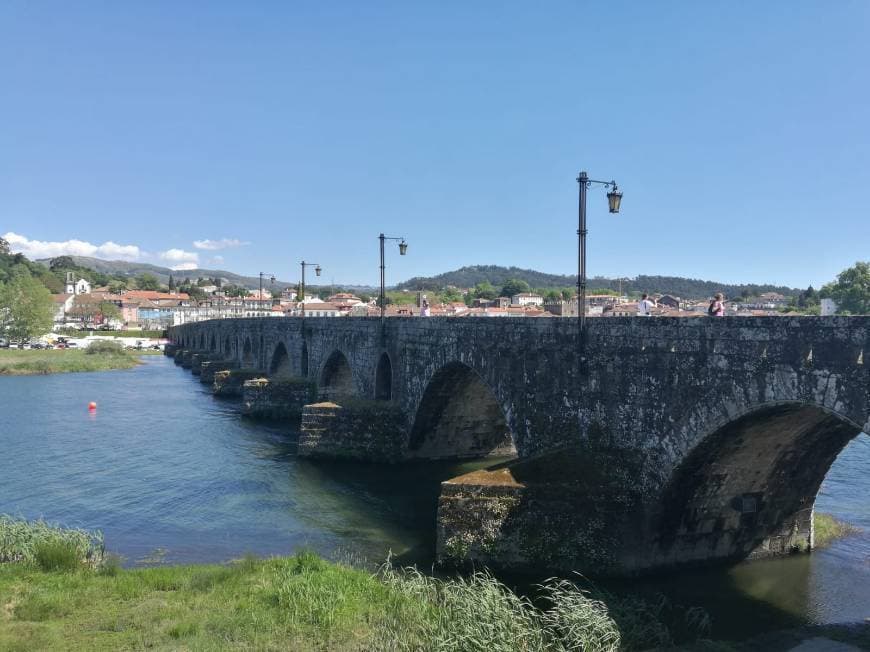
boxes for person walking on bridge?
[708,293,725,317]
[637,293,655,316]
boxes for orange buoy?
[88,402,97,411]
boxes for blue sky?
[1,2,867,288]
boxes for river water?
[1,355,868,639]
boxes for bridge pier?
[242,377,316,420]
[200,360,238,384]
[437,448,647,576]
[298,400,408,462]
[213,369,264,397]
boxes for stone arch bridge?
[168,316,870,576]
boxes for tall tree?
[168,274,176,292]
[821,262,870,314]
[0,236,9,256]
[499,278,531,297]
[0,272,56,340]
[135,273,160,291]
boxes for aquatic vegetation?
[0,516,104,569]
[814,512,860,548]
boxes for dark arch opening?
[654,403,862,567]
[259,334,264,368]
[224,336,232,357]
[209,334,216,352]
[319,350,355,400]
[301,343,309,377]
[199,333,205,350]
[269,343,292,378]
[409,362,516,460]
[242,338,254,367]
[375,353,392,400]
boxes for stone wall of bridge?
[169,315,870,575]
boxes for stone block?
[242,377,316,420]
[298,399,408,462]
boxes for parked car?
[0,338,8,348]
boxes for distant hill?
[396,265,800,300]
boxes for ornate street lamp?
[379,233,408,322]
[577,170,623,336]
[300,261,322,320]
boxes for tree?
[168,274,176,292]
[440,287,463,303]
[49,256,76,272]
[0,236,9,256]
[99,301,122,324]
[821,261,870,314]
[499,278,531,297]
[561,288,574,301]
[223,285,249,298]
[108,280,127,294]
[0,272,55,341]
[473,281,498,300]
[544,289,562,302]
[135,273,160,291]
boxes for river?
[1,355,868,640]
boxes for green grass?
[54,329,165,339]
[0,519,719,650]
[0,550,717,651]
[0,348,142,375]
[814,512,860,548]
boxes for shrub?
[85,340,126,356]
[33,539,83,571]
[0,515,105,569]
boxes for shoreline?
[0,349,147,376]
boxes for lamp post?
[300,261,321,320]
[576,170,622,335]
[379,233,408,323]
[259,272,276,317]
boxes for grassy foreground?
[0,347,142,375]
[0,518,721,651]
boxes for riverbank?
[0,348,143,375]
[0,553,724,651]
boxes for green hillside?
[397,265,799,300]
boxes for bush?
[85,340,126,356]
[33,540,84,571]
[0,515,105,569]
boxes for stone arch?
[199,333,205,350]
[224,335,233,357]
[319,350,355,399]
[408,361,516,460]
[269,342,292,378]
[209,334,216,352]
[651,401,863,568]
[242,337,254,367]
[375,352,392,400]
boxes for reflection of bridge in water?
[168,316,870,576]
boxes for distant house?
[52,294,75,324]
[658,294,681,309]
[511,292,543,307]
[327,293,363,305]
